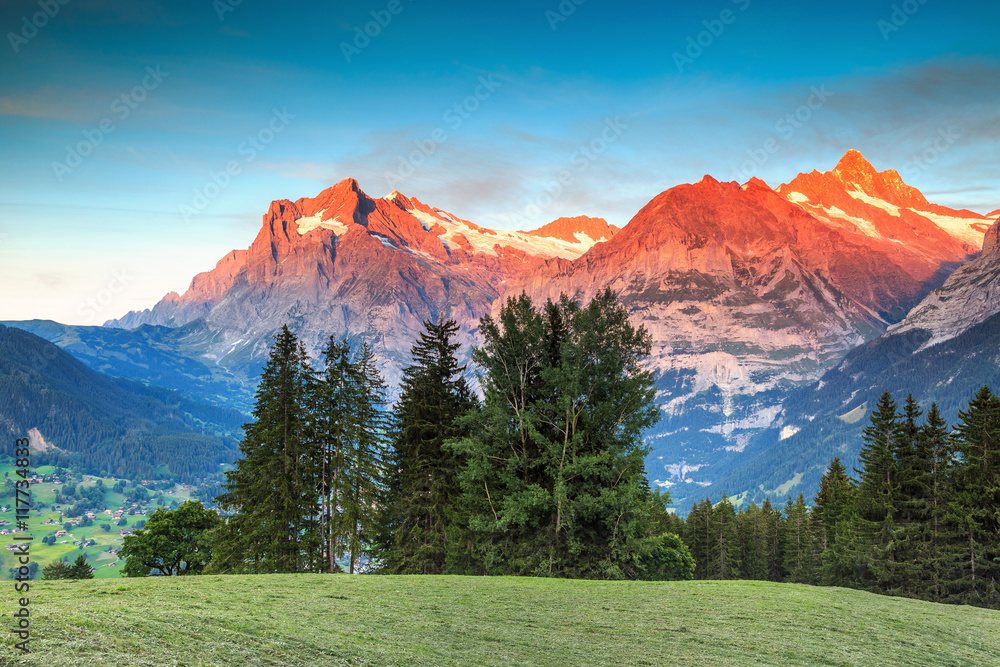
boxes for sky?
[1,0,998,325]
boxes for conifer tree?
[683,498,714,580]
[761,497,786,582]
[451,290,660,579]
[380,318,476,574]
[343,342,390,574]
[708,496,740,579]
[783,494,813,583]
[737,502,769,580]
[213,325,320,573]
[811,457,854,585]
[843,391,900,590]
[42,559,69,580]
[945,386,1000,607]
[311,336,357,573]
[886,394,923,595]
[69,554,94,579]
[908,403,952,602]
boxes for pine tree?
[213,325,320,573]
[708,496,740,580]
[343,342,390,574]
[380,318,476,574]
[68,554,93,579]
[945,386,1000,607]
[844,391,900,591]
[783,494,814,583]
[811,457,854,585]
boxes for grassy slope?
[2,576,997,666]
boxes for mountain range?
[6,149,997,510]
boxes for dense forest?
[674,389,1000,610]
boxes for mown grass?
[1,575,997,666]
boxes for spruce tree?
[811,457,854,585]
[844,391,900,591]
[761,497,786,582]
[708,496,740,580]
[737,502,769,580]
[683,498,714,580]
[909,403,952,602]
[887,394,922,596]
[213,325,320,573]
[783,494,814,583]
[312,336,357,573]
[69,554,93,579]
[945,386,1000,607]
[343,342,390,574]
[380,318,476,574]
[42,559,69,580]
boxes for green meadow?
[2,575,997,666]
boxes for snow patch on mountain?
[295,210,349,236]
[406,207,600,260]
[845,189,902,216]
[916,209,987,248]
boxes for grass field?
[1,575,997,666]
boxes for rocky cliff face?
[105,151,993,503]
[886,216,1000,350]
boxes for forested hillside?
[0,324,243,481]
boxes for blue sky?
[1,0,998,324]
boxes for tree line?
[201,289,693,581]
[676,389,1000,610]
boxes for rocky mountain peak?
[829,149,927,208]
[523,216,619,243]
[982,218,1000,256]
[832,149,878,182]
